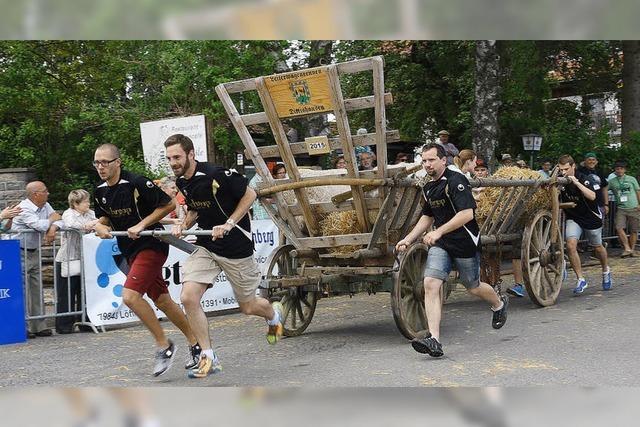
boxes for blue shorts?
[422,246,481,289]
[565,219,602,246]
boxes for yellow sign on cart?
[264,67,334,118]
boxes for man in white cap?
[436,130,459,166]
[500,153,514,168]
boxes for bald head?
[95,143,120,158]
[26,181,49,207]
[26,181,46,196]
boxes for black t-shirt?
[560,171,603,230]
[421,167,481,258]
[94,170,171,259]
[176,162,253,259]
[577,165,608,207]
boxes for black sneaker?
[185,343,202,370]
[153,339,176,377]
[492,294,509,329]
[411,335,444,358]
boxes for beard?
[173,158,191,177]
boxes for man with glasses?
[92,144,198,377]
[12,181,62,338]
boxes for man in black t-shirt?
[577,152,610,217]
[93,144,197,377]
[558,155,612,294]
[396,143,508,358]
[164,134,284,379]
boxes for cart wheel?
[522,210,565,306]
[265,244,318,337]
[391,243,435,340]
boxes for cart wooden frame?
[215,56,567,340]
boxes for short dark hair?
[614,159,627,168]
[164,134,194,154]
[558,154,574,166]
[422,143,446,159]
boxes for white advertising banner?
[139,115,208,174]
[83,220,279,326]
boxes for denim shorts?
[423,246,481,289]
[565,219,603,246]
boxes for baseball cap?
[584,152,597,159]
[437,130,449,136]
[501,153,512,161]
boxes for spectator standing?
[499,154,514,168]
[394,152,409,164]
[436,130,459,166]
[157,177,186,224]
[54,189,98,334]
[538,159,553,179]
[11,181,62,338]
[608,160,640,257]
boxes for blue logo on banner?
[0,240,26,345]
[95,239,126,309]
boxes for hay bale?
[476,167,551,227]
[319,210,364,254]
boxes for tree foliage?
[1,40,638,209]
[0,40,285,207]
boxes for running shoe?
[266,301,284,345]
[507,283,525,298]
[188,354,222,379]
[573,278,588,295]
[153,339,176,377]
[185,343,202,370]
[602,270,612,291]
[411,335,444,358]
[492,294,509,329]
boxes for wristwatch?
[226,218,236,226]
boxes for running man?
[557,155,612,294]
[396,143,508,358]
[92,144,198,377]
[164,134,283,379]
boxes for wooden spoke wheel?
[521,211,565,306]
[265,244,318,337]
[391,243,443,340]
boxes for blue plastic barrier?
[0,239,26,345]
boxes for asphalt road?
[1,255,638,387]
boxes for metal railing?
[564,201,629,245]
[2,229,101,334]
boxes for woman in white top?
[54,189,98,334]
